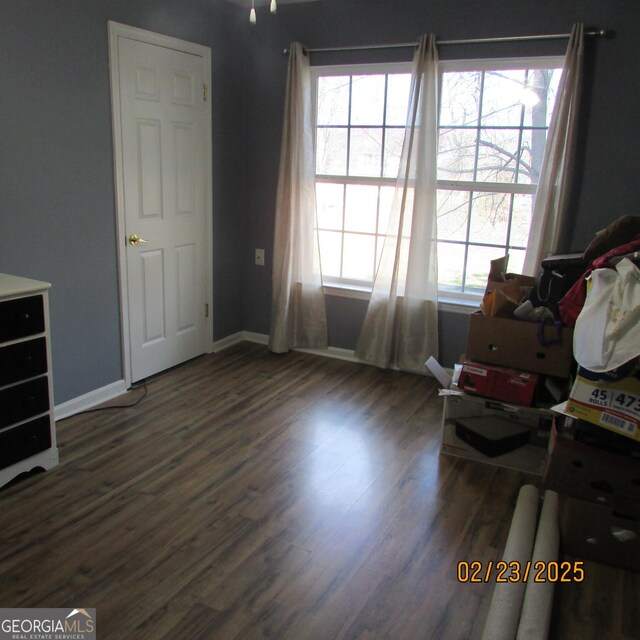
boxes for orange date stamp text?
[456,560,585,583]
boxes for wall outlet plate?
[255,248,265,266]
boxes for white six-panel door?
[110,24,212,383]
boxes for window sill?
[323,283,372,300]
[322,284,480,314]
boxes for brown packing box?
[485,273,538,296]
[545,420,640,571]
[483,273,538,319]
[543,421,640,511]
[559,495,640,572]
[466,312,574,378]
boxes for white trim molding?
[55,380,128,421]
[212,331,268,352]
[212,330,361,363]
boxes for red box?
[459,361,538,406]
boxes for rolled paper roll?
[482,484,540,640]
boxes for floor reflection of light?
[303,427,374,512]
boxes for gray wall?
[239,0,640,362]
[1,0,638,404]
[0,0,245,403]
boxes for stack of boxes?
[439,267,640,571]
[441,273,575,475]
[543,365,640,571]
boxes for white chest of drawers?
[0,274,59,488]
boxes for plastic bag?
[573,258,640,372]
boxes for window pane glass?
[510,193,534,247]
[521,127,548,184]
[318,230,343,277]
[440,71,481,127]
[316,127,347,175]
[507,248,526,274]
[378,186,394,234]
[345,185,378,233]
[476,128,520,183]
[481,69,526,127]
[343,233,375,281]
[522,69,561,128]
[386,74,411,125]
[438,128,477,181]
[545,70,561,126]
[349,127,383,177]
[383,128,405,178]
[437,190,470,242]
[437,242,466,293]
[466,245,508,291]
[317,76,350,126]
[351,75,385,125]
[316,183,344,231]
[469,191,511,246]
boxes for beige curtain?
[355,35,439,373]
[523,23,585,274]
[269,43,328,353]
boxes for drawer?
[0,338,47,387]
[0,295,45,343]
[0,377,50,429]
[0,416,52,470]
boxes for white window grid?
[312,56,563,300]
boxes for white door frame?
[108,21,214,388]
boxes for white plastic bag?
[574,258,640,372]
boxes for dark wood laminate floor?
[0,343,637,639]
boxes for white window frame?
[311,56,564,310]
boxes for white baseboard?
[212,330,269,352]
[213,331,361,364]
[241,331,269,346]
[295,345,360,363]
[54,379,128,421]
[57,333,439,423]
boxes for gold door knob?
[128,233,148,246]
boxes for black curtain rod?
[282,29,608,56]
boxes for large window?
[312,57,563,298]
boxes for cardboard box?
[459,361,538,406]
[559,495,640,572]
[543,421,640,511]
[565,367,640,441]
[466,312,574,378]
[440,394,552,475]
[485,273,538,296]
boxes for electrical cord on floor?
[70,380,148,416]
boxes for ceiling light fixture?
[250,0,277,24]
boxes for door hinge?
[205,303,209,318]
[203,83,208,102]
